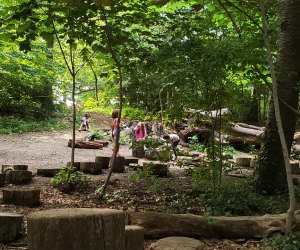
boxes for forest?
[1,0,300,249]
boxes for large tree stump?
[0,212,23,243]
[0,174,5,187]
[13,165,28,171]
[235,157,252,167]
[124,157,139,166]
[112,156,125,173]
[143,163,168,177]
[149,237,204,250]
[37,168,60,177]
[80,162,102,175]
[128,211,300,239]
[125,225,144,250]
[5,170,32,184]
[2,189,40,207]
[27,208,125,250]
[95,156,111,169]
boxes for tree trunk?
[128,211,300,239]
[255,0,300,194]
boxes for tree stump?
[80,162,102,175]
[112,156,125,173]
[66,161,81,170]
[125,225,144,250]
[1,165,13,174]
[37,168,61,177]
[27,208,125,250]
[235,157,252,167]
[149,236,204,250]
[95,156,111,169]
[0,212,23,243]
[250,158,257,168]
[2,189,41,207]
[143,163,168,177]
[13,165,28,171]
[0,174,6,187]
[290,161,300,175]
[132,146,145,158]
[124,157,139,166]
[5,170,32,185]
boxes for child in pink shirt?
[133,122,147,142]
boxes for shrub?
[262,231,300,250]
[51,166,90,193]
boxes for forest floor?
[0,113,265,249]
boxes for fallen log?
[231,124,264,137]
[68,140,104,149]
[128,211,300,239]
[175,126,213,143]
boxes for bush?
[262,231,300,250]
[51,166,90,193]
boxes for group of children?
[78,110,180,160]
[111,109,180,160]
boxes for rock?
[149,236,204,250]
[0,212,23,243]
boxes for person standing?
[163,133,180,160]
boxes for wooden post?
[125,225,144,250]
[80,162,102,174]
[95,156,111,169]
[112,156,125,173]
[0,212,23,243]
[27,208,125,250]
[2,189,40,207]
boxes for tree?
[254,0,300,195]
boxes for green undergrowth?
[0,116,70,134]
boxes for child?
[79,113,91,131]
[133,122,147,142]
[163,133,180,160]
[111,109,119,139]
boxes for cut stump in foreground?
[13,165,28,171]
[66,161,81,170]
[128,210,300,239]
[27,208,125,250]
[2,189,40,207]
[124,157,139,166]
[143,163,168,177]
[0,212,23,243]
[235,157,252,167]
[125,225,144,250]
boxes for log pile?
[68,139,109,149]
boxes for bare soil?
[0,113,263,249]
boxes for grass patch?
[0,116,70,134]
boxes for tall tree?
[255,0,300,194]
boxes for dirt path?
[0,130,135,171]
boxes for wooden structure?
[95,156,111,169]
[6,170,32,185]
[27,208,125,250]
[125,225,144,250]
[80,162,102,175]
[128,211,300,239]
[0,212,23,243]
[37,168,61,177]
[2,189,40,207]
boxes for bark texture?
[128,211,300,239]
[255,0,300,194]
[27,208,125,250]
